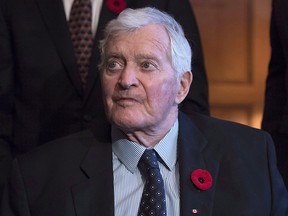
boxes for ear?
[175,71,193,104]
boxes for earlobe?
[175,71,193,104]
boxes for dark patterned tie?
[138,149,167,216]
[68,0,93,87]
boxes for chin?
[111,115,143,130]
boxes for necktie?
[138,149,167,216]
[68,0,93,87]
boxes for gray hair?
[98,7,192,78]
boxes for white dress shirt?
[112,120,180,216]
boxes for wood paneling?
[190,0,271,128]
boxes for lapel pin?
[191,169,212,190]
[192,209,198,214]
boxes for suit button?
[83,114,93,122]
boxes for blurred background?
[190,0,271,128]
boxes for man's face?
[101,24,188,133]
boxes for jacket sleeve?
[265,132,288,215]
[0,159,31,216]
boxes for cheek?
[147,80,178,107]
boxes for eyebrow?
[135,53,159,61]
[105,52,161,63]
[105,52,125,60]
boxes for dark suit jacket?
[1,112,288,216]
[0,0,209,185]
[262,0,288,187]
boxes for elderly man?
[1,7,288,216]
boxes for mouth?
[113,96,140,106]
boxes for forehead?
[106,24,171,55]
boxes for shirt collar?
[112,119,179,173]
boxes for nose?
[118,65,139,89]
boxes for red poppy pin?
[191,169,212,191]
[106,0,127,14]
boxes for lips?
[113,94,141,106]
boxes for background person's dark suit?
[1,112,288,216]
[262,0,288,188]
[0,0,209,185]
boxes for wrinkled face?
[101,24,186,132]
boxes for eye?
[141,61,157,71]
[106,59,123,71]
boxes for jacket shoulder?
[17,130,96,170]
[185,112,270,140]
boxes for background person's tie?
[68,0,93,87]
[138,149,167,216]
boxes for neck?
[122,112,178,148]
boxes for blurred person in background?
[262,0,288,188]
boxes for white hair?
[98,7,192,79]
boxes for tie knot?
[138,149,160,174]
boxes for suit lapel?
[35,0,83,96]
[71,134,114,216]
[178,113,219,216]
